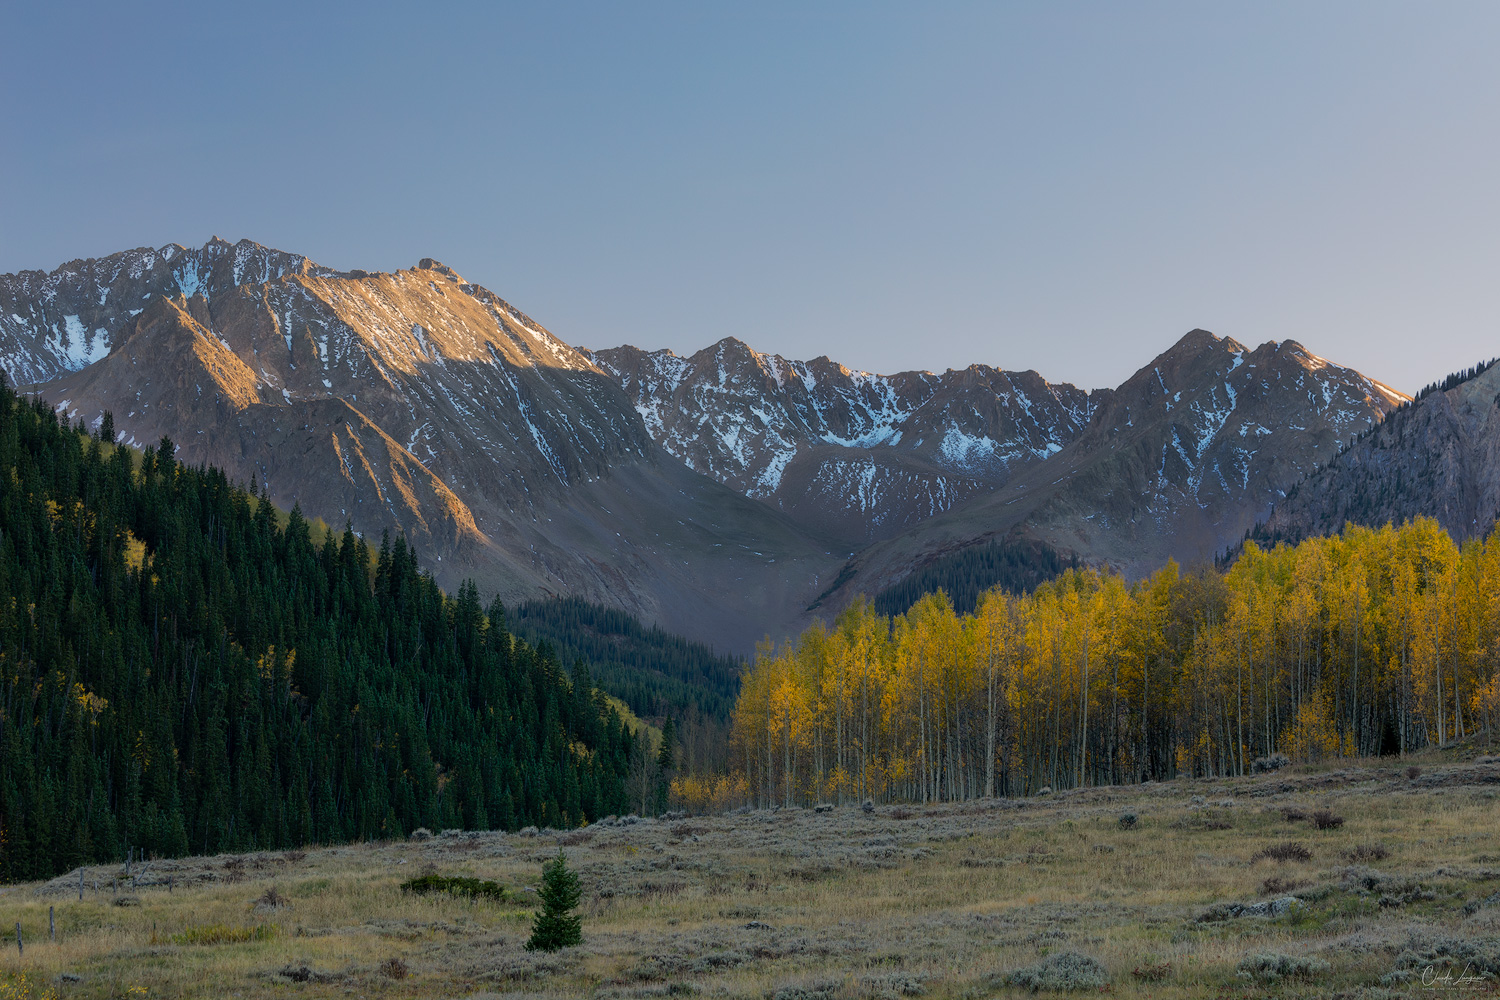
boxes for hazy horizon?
[4,3,1497,395]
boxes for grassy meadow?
[1,751,1498,999]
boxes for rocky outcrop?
[589,338,1097,544]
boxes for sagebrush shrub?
[1131,961,1172,982]
[400,874,506,901]
[1344,843,1389,863]
[255,886,292,910]
[1003,951,1109,992]
[1236,952,1330,982]
[1255,841,1312,863]
[769,979,842,1000]
[1261,876,1304,895]
[1310,809,1345,830]
[1253,753,1291,773]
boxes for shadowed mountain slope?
[589,339,1098,545]
[5,239,842,651]
[806,330,1406,612]
[1258,359,1500,544]
[2,240,1411,650]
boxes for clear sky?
[3,2,1497,394]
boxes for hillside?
[2,239,842,652]
[511,596,744,723]
[0,384,637,881]
[3,757,1498,997]
[1259,359,1500,544]
[812,331,1407,609]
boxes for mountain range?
[1,238,1413,650]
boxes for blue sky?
[3,3,1497,393]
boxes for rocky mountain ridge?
[1,238,1411,649]
[590,329,1408,597]
[814,330,1408,606]
[5,238,841,651]
[1259,359,1500,544]
[588,339,1098,544]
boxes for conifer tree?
[655,717,676,813]
[525,850,582,951]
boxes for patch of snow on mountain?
[939,424,999,467]
[755,445,797,495]
[175,264,202,299]
[59,315,108,367]
[1190,386,1236,461]
[634,402,667,437]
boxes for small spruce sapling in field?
[526,850,582,952]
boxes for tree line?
[0,378,639,882]
[732,518,1500,807]
[871,537,1076,618]
[512,595,739,775]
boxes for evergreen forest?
[871,537,1077,617]
[512,596,743,724]
[0,381,637,882]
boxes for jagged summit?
[415,258,463,281]
[589,338,1096,544]
[0,238,1414,650]
[1,238,840,651]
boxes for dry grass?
[1,752,1499,997]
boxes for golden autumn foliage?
[731,518,1500,805]
[1281,692,1354,763]
[669,773,749,814]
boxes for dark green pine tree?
[655,717,676,814]
[525,850,582,952]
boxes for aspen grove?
[731,518,1500,806]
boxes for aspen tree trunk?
[1352,594,1361,754]
[985,626,997,798]
[1141,654,1149,780]
[1236,636,1245,775]
[1079,631,1089,788]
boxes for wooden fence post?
[49,906,54,943]
[15,921,21,957]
